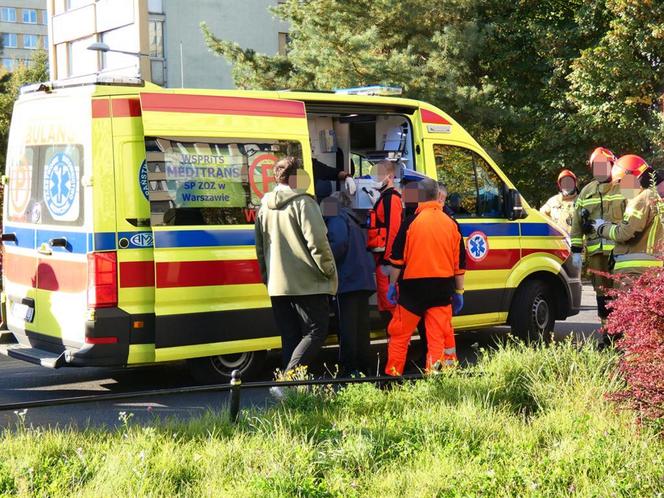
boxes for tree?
[567,0,664,168]
[202,0,663,205]
[0,50,49,172]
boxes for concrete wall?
[162,0,288,89]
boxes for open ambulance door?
[139,91,312,363]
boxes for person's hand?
[365,188,380,204]
[571,253,583,269]
[452,292,464,315]
[591,218,605,230]
[344,176,357,195]
[387,283,398,305]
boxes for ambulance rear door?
[139,91,312,362]
[2,89,92,355]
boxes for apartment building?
[0,0,48,71]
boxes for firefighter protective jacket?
[597,188,663,273]
[540,193,576,234]
[570,180,625,256]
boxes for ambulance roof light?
[334,85,403,96]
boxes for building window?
[148,20,163,58]
[43,34,49,49]
[22,9,37,24]
[24,34,38,49]
[42,10,48,25]
[1,58,16,71]
[0,7,16,22]
[148,0,163,14]
[3,33,17,48]
[278,32,290,56]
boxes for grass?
[1,340,663,497]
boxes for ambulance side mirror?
[506,188,526,221]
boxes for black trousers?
[336,290,372,375]
[270,294,330,374]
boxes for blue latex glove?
[452,292,464,315]
[387,283,398,305]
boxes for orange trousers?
[385,304,456,376]
[374,254,395,313]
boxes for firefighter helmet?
[556,169,577,190]
[589,147,617,169]
[612,154,650,183]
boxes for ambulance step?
[1,344,65,368]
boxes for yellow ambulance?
[0,79,581,381]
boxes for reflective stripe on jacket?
[570,180,625,256]
[598,188,663,272]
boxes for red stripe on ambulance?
[421,109,451,125]
[119,261,155,288]
[3,252,36,287]
[112,98,142,117]
[140,93,306,118]
[38,259,87,292]
[91,99,111,118]
[465,249,521,271]
[155,259,262,288]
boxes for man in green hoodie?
[255,156,338,386]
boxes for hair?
[437,181,448,196]
[376,160,397,176]
[334,190,353,208]
[273,156,301,184]
[419,177,439,201]
[639,168,664,189]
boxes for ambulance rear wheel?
[188,350,267,384]
[509,280,555,343]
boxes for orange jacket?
[367,187,403,263]
[388,201,464,314]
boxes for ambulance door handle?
[48,237,68,248]
[1,232,17,243]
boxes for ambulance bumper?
[2,308,132,368]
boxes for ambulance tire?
[509,280,555,343]
[188,350,267,384]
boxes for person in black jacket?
[321,191,377,376]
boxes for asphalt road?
[0,286,602,430]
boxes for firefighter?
[384,177,465,376]
[570,147,625,323]
[540,169,579,233]
[366,160,403,314]
[596,159,664,284]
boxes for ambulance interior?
[306,112,414,210]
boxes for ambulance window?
[145,137,303,226]
[6,147,36,223]
[38,145,84,225]
[6,144,85,225]
[434,144,505,218]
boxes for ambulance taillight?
[87,252,118,308]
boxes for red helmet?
[556,169,577,189]
[612,154,650,182]
[589,147,617,169]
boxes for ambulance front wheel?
[188,350,267,384]
[509,280,556,343]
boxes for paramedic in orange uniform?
[366,160,403,314]
[384,177,465,376]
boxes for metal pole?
[179,41,184,88]
[229,369,242,423]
